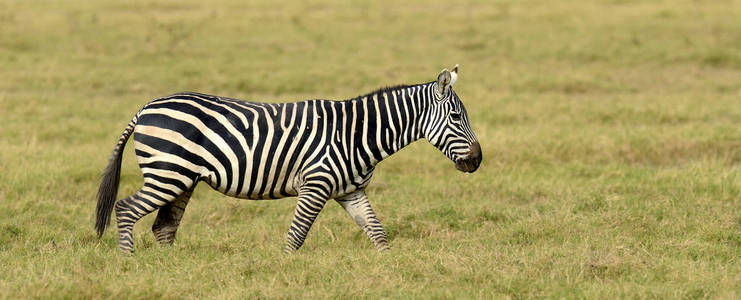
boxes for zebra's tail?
[95,114,139,238]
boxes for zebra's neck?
[344,82,434,168]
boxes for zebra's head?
[422,65,482,173]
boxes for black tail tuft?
[95,152,124,237]
[95,116,137,238]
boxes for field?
[1,0,740,298]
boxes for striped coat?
[96,66,481,253]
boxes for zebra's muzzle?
[455,141,481,173]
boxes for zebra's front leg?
[284,187,329,253]
[335,190,389,251]
[152,189,192,245]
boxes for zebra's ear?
[450,64,459,86]
[436,68,452,98]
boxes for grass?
[1,0,740,298]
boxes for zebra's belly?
[204,168,300,200]
[226,186,299,200]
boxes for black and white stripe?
[95,66,481,253]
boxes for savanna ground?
[1,0,740,298]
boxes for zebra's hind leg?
[152,189,193,245]
[335,189,389,251]
[115,187,181,253]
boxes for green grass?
[1,0,740,298]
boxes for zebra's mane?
[368,84,412,95]
[351,82,431,101]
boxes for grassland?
[0,0,740,298]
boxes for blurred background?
[0,0,739,298]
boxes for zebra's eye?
[450,112,461,121]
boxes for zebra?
[95,65,482,253]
